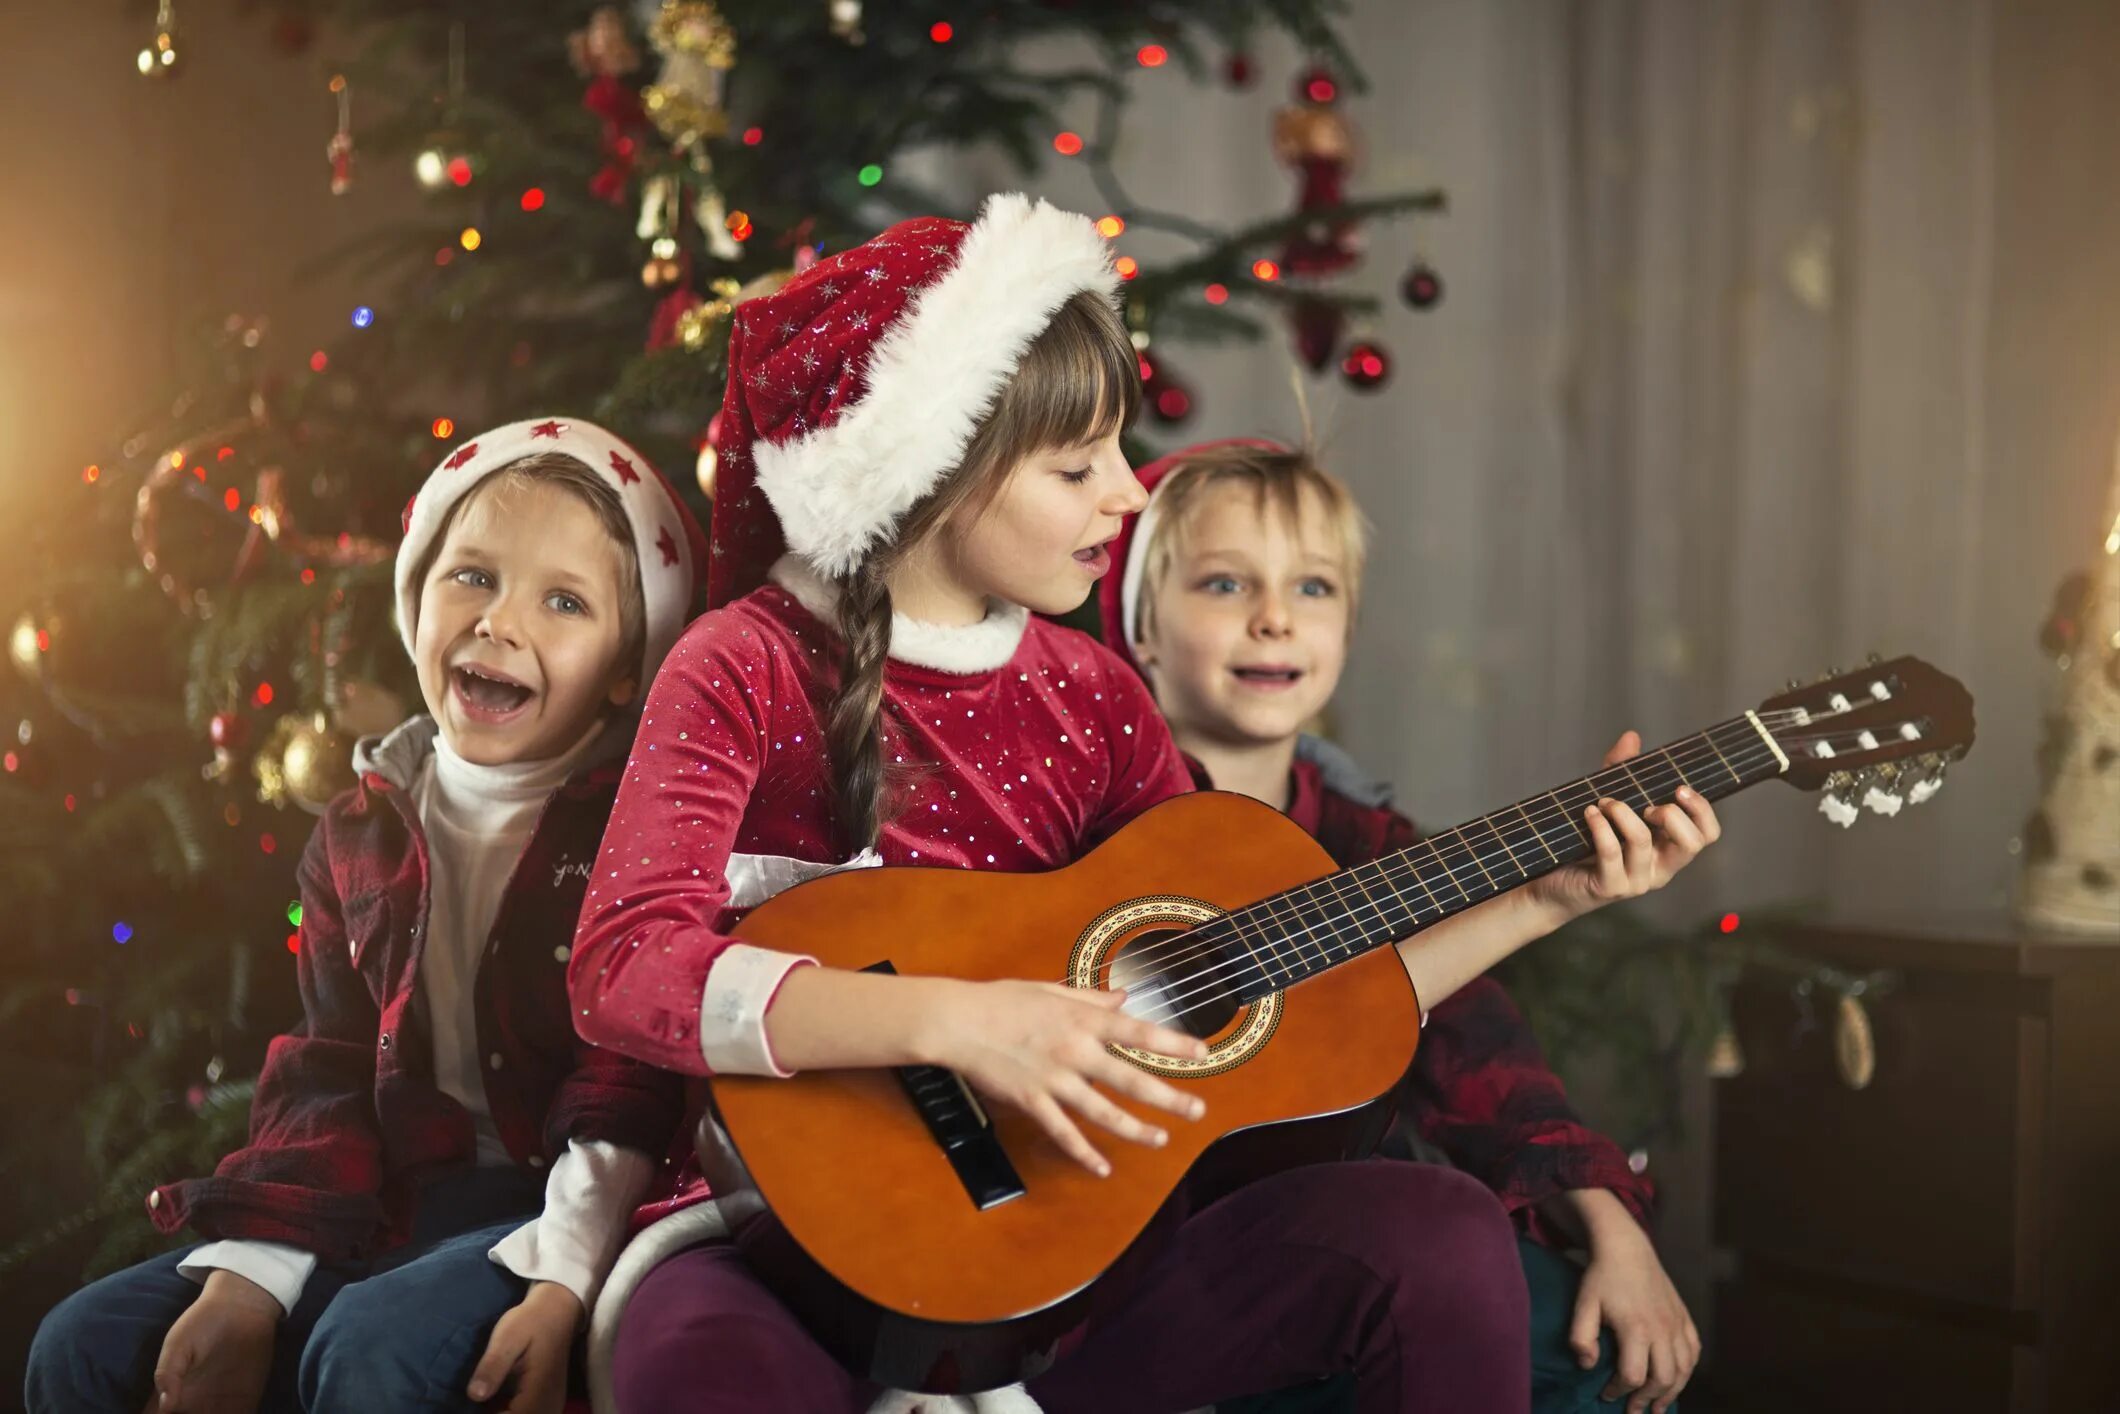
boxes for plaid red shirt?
[1196,740,1655,1244]
[147,722,684,1262]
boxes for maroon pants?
[614,1160,1530,1414]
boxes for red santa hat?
[395,417,709,689]
[704,192,1121,608]
[1097,437,1292,678]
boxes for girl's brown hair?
[826,288,1139,852]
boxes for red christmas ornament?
[583,74,648,205]
[1339,339,1391,392]
[209,711,247,751]
[1138,350,1195,426]
[1273,65,1361,280]
[1402,260,1444,310]
[1290,298,1344,374]
[646,281,705,352]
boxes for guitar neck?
[1219,715,1787,1002]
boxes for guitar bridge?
[867,962,1027,1210]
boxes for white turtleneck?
[179,721,653,1320]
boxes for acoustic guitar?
[698,657,1976,1392]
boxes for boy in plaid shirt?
[29,420,700,1414]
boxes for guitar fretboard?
[1205,716,1784,1003]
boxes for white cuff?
[488,1140,657,1316]
[177,1240,317,1317]
[700,943,816,1076]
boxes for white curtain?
[1015,0,2120,1315]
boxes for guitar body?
[701,790,1421,1391]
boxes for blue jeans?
[27,1169,545,1414]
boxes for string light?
[459,227,482,251]
[742,126,763,146]
[82,465,100,483]
[112,922,133,945]
[726,210,753,241]
[930,21,953,42]
[64,794,76,812]
[287,933,301,954]
[308,350,328,372]
[222,487,241,512]
[217,445,234,461]
[857,163,883,187]
[260,833,278,855]
[300,569,315,585]
[1114,256,1138,280]
[520,188,546,212]
[1251,258,1280,282]
[1053,131,1084,156]
[1095,215,1125,238]
[1137,44,1168,67]
[432,417,455,439]
[447,156,474,187]
[286,902,303,927]
[1204,283,1229,305]
[253,682,274,707]
[1,751,15,773]
[351,306,375,329]
[1719,912,1741,934]
[1306,72,1338,103]
[436,247,455,267]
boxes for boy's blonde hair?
[1130,443,1369,645]
[409,451,646,678]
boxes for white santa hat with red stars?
[394,417,708,688]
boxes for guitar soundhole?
[1107,927,1242,1041]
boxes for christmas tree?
[0,0,1443,1305]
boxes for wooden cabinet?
[1707,914,2120,1413]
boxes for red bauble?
[1340,340,1391,392]
[1137,351,1195,426]
[1297,66,1339,105]
[1402,261,1444,310]
[1225,52,1255,88]
[1290,299,1344,373]
[209,711,247,750]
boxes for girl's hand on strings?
[1525,731,1723,922]
[922,979,1208,1177]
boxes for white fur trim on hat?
[767,555,1028,675]
[754,193,1120,580]
[394,418,698,691]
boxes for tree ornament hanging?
[644,3,735,153]
[1272,64,1361,279]
[1401,259,1444,310]
[415,24,476,192]
[829,0,865,45]
[696,412,725,498]
[1138,349,1195,427]
[254,712,358,814]
[137,0,183,78]
[1291,297,1344,374]
[325,75,355,196]
[570,6,649,205]
[1339,339,1391,392]
[1704,1023,1745,1079]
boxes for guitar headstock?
[1756,655,1976,826]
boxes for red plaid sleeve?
[149,828,389,1261]
[1405,975,1655,1244]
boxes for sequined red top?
[568,573,1196,1076]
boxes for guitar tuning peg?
[1819,788,1860,828]
[1865,651,1883,666]
[1858,767,1904,817]
[1786,678,1804,692]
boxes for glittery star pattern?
[657,525,679,566]
[609,450,642,485]
[566,584,1194,1076]
[444,441,481,470]
[529,420,567,438]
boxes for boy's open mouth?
[451,663,535,720]
[1231,665,1304,687]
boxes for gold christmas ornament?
[256,712,359,814]
[695,441,718,498]
[1833,991,1876,1091]
[9,609,52,681]
[1704,1024,1745,1080]
[644,2,735,152]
